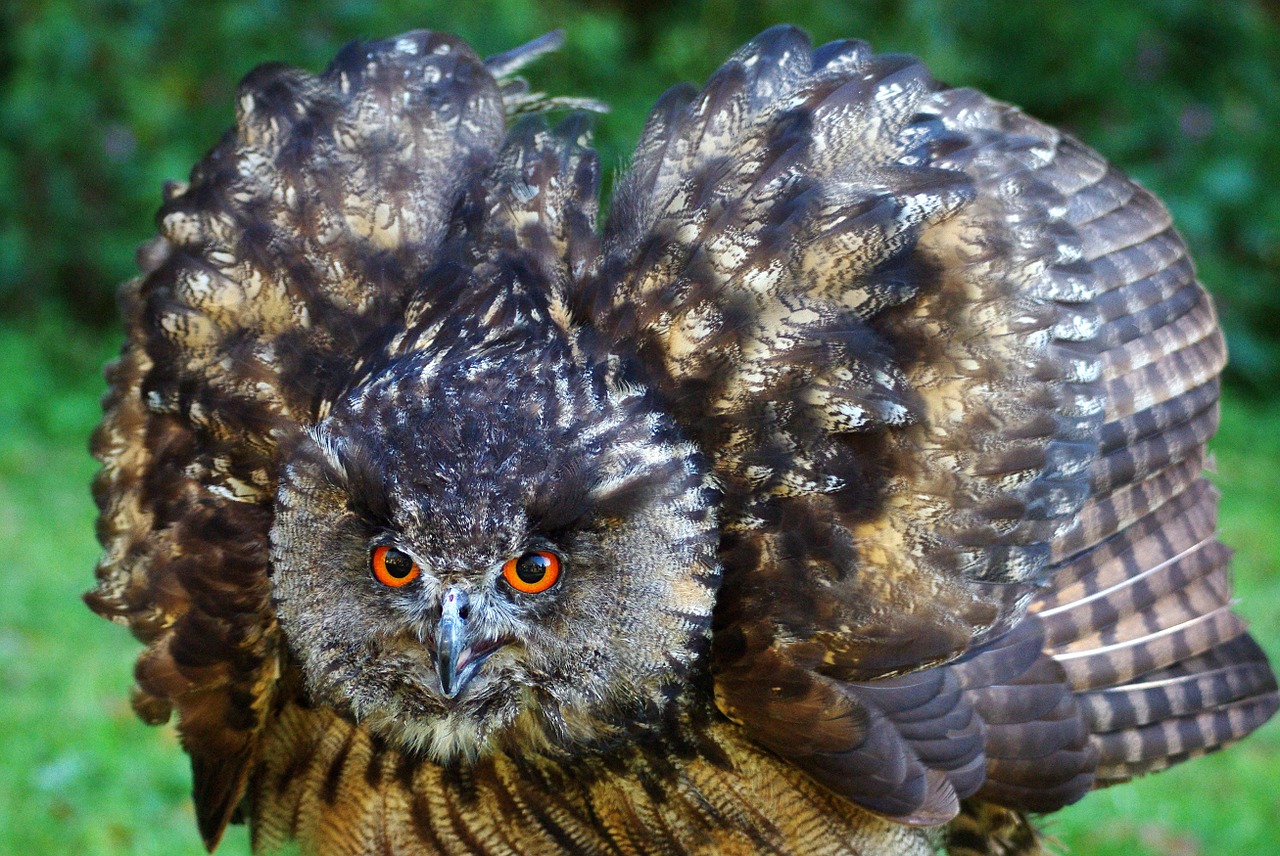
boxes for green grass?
[0,317,248,854]
[0,316,1276,854]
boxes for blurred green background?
[1,1,1277,854]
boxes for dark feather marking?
[410,789,452,854]
[321,727,356,805]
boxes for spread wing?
[585,26,1277,824]
[87,31,516,848]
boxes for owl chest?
[249,703,938,855]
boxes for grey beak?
[436,587,469,699]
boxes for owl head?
[269,340,720,763]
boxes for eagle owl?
[88,26,1278,855]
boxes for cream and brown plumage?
[87,26,1277,855]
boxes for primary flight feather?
[88,25,1277,855]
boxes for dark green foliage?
[2,0,1279,389]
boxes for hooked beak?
[435,587,507,699]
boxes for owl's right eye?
[371,546,420,587]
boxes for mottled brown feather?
[89,30,511,848]
[88,24,1276,856]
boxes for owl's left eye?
[502,551,560,594]
[371,546,420,587]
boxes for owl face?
[269,345,721,763]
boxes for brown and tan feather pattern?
[89,24,1275,856]
[89,30,515,847]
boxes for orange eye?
[371,546,420,587]
[502,551,560,594]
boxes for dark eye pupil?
[383,549,415,579]
[515,553,550,585]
